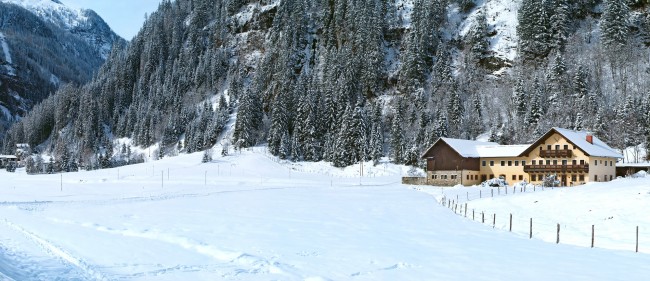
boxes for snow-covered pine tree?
[232,89,262,148]
[600,0,630,51]
[551,0,571,51]
[390,110,405,164]
[268,91,292,157]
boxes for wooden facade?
[422,141,480,171]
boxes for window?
[547,145,552,150]
[562,160,567,165]
[553,160,558,165]
[546,160,551,165]
[467,175,470,180]
[572,160,577,165]
[573,145,577,150]
[610,175,613,181]
[532,175,537,181]
[579,175,584,181]
[522,161,526,166]
[432,175,437,179]
[555,145,560,150]
[515,161,519,166]
[451,175,457,180]
[610,161,613,166]
[605,161,608,166]
[482,160,486,166]
[501,161,505,166]
[594,175,598,181]
[490,161,494,166]
[508,161,512,166]
[572,175,577,182]
[594,160,598,166]
[441,175,448,179]
[512,175,517,180]
[519,175,523,180]
[564,145,568,150]
[580,160,585,165]
[532,160,536,165]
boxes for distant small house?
[420,127,622,186]
[15,143,30,160]
[0,155,18,168]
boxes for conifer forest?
[3,0,650,171]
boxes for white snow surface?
[0,32,16,76]
[1,0,88,29]
[457,0,520,61]
[0,149,649,280]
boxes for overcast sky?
[61,0,163,39]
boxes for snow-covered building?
[0,155,17,168]
[421,128,622,186]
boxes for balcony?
[524,164,589,173]
[539,149,573,158]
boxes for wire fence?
[438,187,647,253]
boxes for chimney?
[586,134,593,144]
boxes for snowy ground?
[1,148,650,280]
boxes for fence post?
[591,224,594,248]
[498,187,500,195]
[473,209,475,220]
[636,225,639,253]
[491,189,494,197]
[506,186,508,195]
[534,186,536,192]
[493,213,496,228]
[529,218,532,239]
[509,214,512,232]
[480,190,482,198]
[464,203,467,217]
[557,223,560,244]
[466,192,469,201]
[482,212,485,223]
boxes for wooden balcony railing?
[524,164,589,173]
[539,149,573,158]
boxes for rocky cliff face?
[0,0,124,138]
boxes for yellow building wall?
[588,157,617,182]
[479,158,528,184]
[523,132,616,186]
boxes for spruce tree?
[600,0,630,51]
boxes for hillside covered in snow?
[4,0,650,170]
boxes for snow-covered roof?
[476,145,531,158]
[550,128,622,158]
[0,155,17,159]
[439,138,499,158]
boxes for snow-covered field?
[1,149,650,280]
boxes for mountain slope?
[0,0,124,139]
[4,0,650,169]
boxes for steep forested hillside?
[4,0,650,170]
[0,0,124,140]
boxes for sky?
[61,0,163,39]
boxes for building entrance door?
[561,175,567,186]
